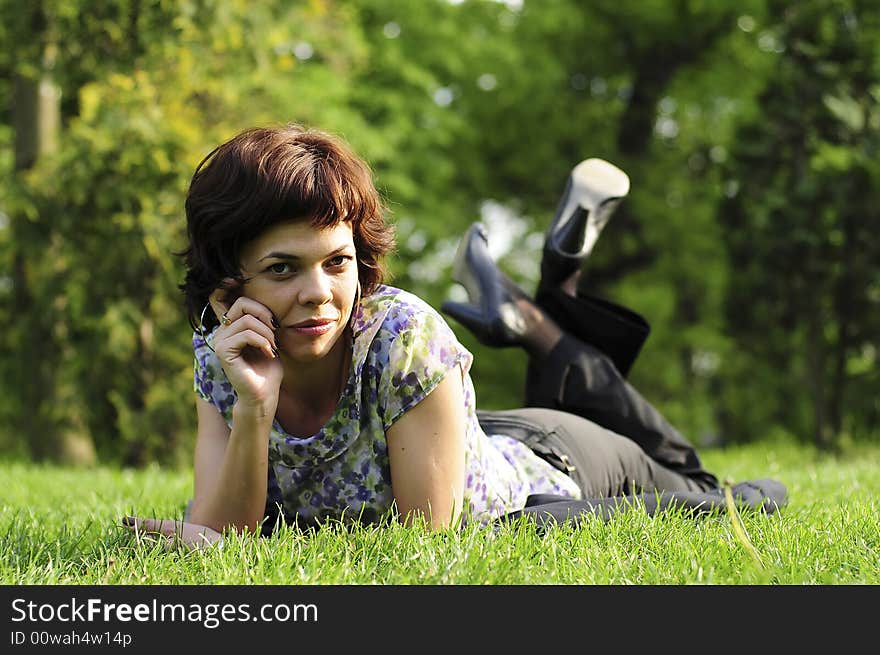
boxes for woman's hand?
[208,282,283,416]
[122,517,224,551]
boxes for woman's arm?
[187,397,273,534]
[385,367,467,530]
[122,399,270,548]
[186,289,283,534]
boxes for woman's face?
[238,220,359,364]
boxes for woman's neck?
[278,333,351,411]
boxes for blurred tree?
[3,1,80,462]
[370,0,773,441]
[718,0,880,448]
[1,0,876,466]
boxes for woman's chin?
[277,329,344,363]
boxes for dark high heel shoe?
[442,222,530,348]
[538,158,630,297]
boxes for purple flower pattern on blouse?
[193,285,581,526]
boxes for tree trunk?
[805,311,830,450]
[11,25,96,465]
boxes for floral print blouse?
[193,285,581,528]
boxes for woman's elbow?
[189,502,263,536]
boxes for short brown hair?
[179,124,396,330]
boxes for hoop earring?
[198,302,216,353]
[348,281,362,333]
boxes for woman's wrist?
[232,399,278,426]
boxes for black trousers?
[477,288,719,498]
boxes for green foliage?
[718,0,880,447]
[1,0,877,464]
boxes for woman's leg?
[534,286,649,378]
[477,407,708,497]
[524,334,718,490]
[442,221,718,490]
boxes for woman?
[124,124,783,549]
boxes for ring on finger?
[221,312,232,326]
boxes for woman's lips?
[288,319,336,336]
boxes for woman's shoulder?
[360,284,439,314]
[355,284,450,338]
[355,287,473,427]
[353,284,471,371]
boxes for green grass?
[1,440,878,584]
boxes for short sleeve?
[191,331,237,419]
[377,302,472,430]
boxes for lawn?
[1,439,878,585]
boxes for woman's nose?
[297,269,334,306]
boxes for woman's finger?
[217,328,277,360]
[208,278,242,324]
[219,314,277,353]
[214,296,278,334]
[123,516,181,538]
[121,517,223,551]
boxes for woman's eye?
[267,262,292,275]
[327,255,351,268]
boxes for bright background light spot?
[738,15,756,32]
[433,87,454,106]
[477,73,497,91]
[293,42,314,60]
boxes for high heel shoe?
[441,222,530,348]
[538,158,630,296]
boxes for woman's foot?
[443,223,562,357]
[537,158,629,300]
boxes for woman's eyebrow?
[257,245,354,262]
